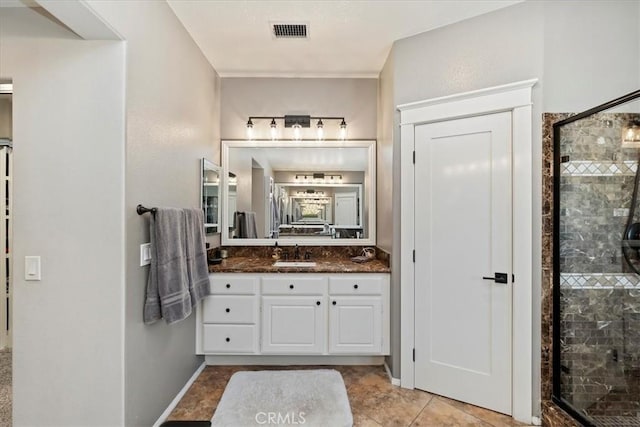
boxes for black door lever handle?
[482,272,508,284]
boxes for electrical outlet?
[140,243,152,266]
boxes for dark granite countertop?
[208,256,390,274]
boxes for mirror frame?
[201,158,222,235]
[221,140,376,246]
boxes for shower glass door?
[554,91,640,427]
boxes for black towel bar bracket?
[137,204,157,215]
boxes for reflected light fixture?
[244,115,347,141]
[316,119,324,141]
[622,120,640,147]
[295,173,342,183]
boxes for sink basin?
[273,261,317,268]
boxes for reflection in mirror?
[201,159,221,234]
[222,140,375,245]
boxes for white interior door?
[334,192,357,226]
[414,112,512,415]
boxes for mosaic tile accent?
[560,273,640,289]
[562,160,637,176]
[591,415,640,426]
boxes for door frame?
[398,79,537,423]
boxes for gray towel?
[233,211,258,238]
[244,212,258,238]
[183,208,210,306]
[144,207,210,325]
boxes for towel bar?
[136,204,157,215]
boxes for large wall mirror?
[221,140,376,246]
[201,158,221,234]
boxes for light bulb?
[292,123,302,141]
[316,119,324,141]
[339,119,347,140]
[270,118,277,141]
[246,118,254,140]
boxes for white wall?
[376,51,400,376]
[220,78,377,140]
[85,1,221,425]
[543,0,640,111]
[0,7,127,426]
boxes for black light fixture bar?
[246,115,347,140]
[247,115,346,128]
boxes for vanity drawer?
[202,324,257,353]
[262,276,326,295]
[329,276,383,295]
[202,296,257,324]
[210,276,258,295]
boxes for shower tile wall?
[560,113,640,274]
[558,112,640,422]
[560,288,640,416]
[542,113,640,426]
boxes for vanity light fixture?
[245,115,346,141]
[246,118,254,140]
[294,173,342,183]
[339,118,347,140]
[292,123,302,141]
[270,118,278,140]
[622,120,640,147]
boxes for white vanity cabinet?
[261,276,326,354]
[199,276,259,354]
[329,276,384,354]
[196,273,390,357]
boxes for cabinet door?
[329,296,382,354]
[261,296,325,354]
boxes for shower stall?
[553,90,640,427]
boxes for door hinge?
[413,151,415,164]
[413,348,415,362]
[412,250,415,262]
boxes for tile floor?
[168,365,532,426]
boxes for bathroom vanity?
[196,259,390,364]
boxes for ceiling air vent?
[273,24,307,39]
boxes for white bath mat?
[211,369,352,427]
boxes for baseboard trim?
[153,361,206,427]
[383,362,400,386]
[204,355,384,365]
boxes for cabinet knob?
[332,301,337,306]
[225,337,230,342]
[225,308,230,313]
[354,284,359,289]
[226,283,231,289]
[289,284,294,289]
[316,301,321,306]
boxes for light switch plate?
[140,243,152,266]
[25,256,41,281]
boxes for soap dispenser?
[272,242,282,260]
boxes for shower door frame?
[552,89,640,427]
